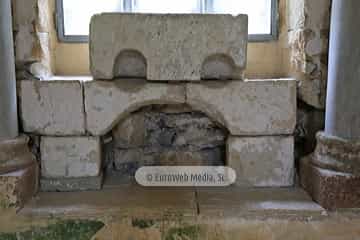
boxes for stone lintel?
[85,79,296,136]
[90,13,248,80]
[84,79,186,136]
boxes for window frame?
[56,0,278,43]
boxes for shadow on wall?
[294,100,325,167]
[201,54,243,80]
[103,104,229,177]
[112,51,242,80]
[113,50,147,78]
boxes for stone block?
[112,112,147,148]
[84,79,185,135]
[41,137,101,178]
[18,80,85,135]
[0,163,38,209]
[40,174,103,192]
[300,156,360,210]
[90,13,248,80]
[187,79,297,136]
[227,136,294,187]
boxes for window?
[56,0,278,43]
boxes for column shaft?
[0,0,19,141]
[325,0,360,140]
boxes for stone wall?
[12,0,55,80]
[18,77,296,190]
[13,13,298,191]
[108,105,227,175]
[287,0,330,167]
[11,0,331,111]
[287,0,331,109]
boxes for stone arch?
[85,80,185,136]
[113,50,147,78]
[107,103,230,174]
[201,54,237,80]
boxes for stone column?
[0,0,18,140]
[0,0,38,209]
[300,0,360,210]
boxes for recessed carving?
[113,50,147,79]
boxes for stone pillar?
[0,0,18,140]
[300,0,360,210]
[0,0,38,209]
[325,0,360,140]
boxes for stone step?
[20,186,324,220]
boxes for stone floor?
[11,183,360,239]
[21,184,325,220]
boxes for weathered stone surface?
[300,156,360,210]
[41,137,101,178]
[12,0,39,66]
[84,79,186,135]
[12,0,37,29]
[90,13,248,80]
[0,135,35,174]
[18,80,85,135]
[112,112,146,148]
[227,136,294,187]
[113,147,224,175]
[112,106,226,149]
[12,0,54,79]
[108,105,227,175]
[287,0,331,109]
[156,148,224,166]
[113,149,153,175]
[0,163,38,209]
[187,79,297,136]
[40,175,103,192]
[312,132,360,174]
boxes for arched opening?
[113,50,147,79]
[201,54,236,80]
[102,104,229,181]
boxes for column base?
[0,135,35,174]
[300,132,360,210]
[0,162,38,209]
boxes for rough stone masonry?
[109,105,227,175]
